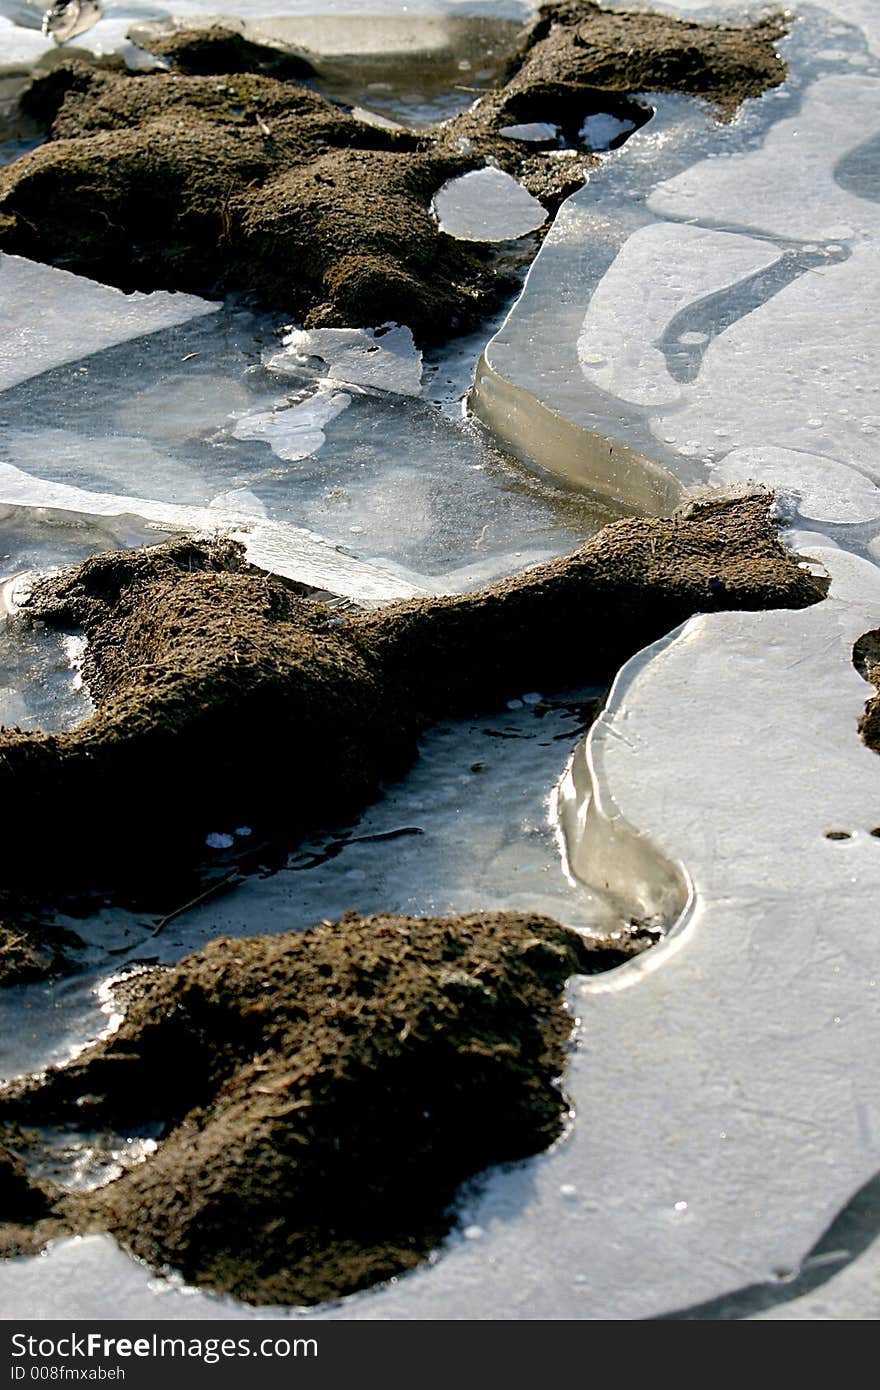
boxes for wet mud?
[0,910,646,1302]
[0,4,788,340]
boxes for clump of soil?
[0,909,646,1303]
[0,496,823,944]
[493,1,788,125]
[855,627,880,752]
[140,28,316,82]
[0,4,788,338]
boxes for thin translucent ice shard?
[579,112,635,150]
[0,461,434,602]
[500,122,559,143]
[232,388,353,461]
[433,167,547,242]
[265,324,423,397]
[0,255,219,393]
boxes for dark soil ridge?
[0,494,823,984]
[855,627,880,753]
[0,909,647,1304]
[0,3,788,341]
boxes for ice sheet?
[473,19,880,530]
[265,324,423,397]
[0,254,218,392]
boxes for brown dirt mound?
[495,2,787,124]
[0,496,823,939]
[0,4,788,337]
[0,909,645,1303]
[141,27,317,81]
[855,628,880,752]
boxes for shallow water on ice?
[0,301,614,594]
[0,685,615,1082]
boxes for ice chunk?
[649,75,880,242]
[542,545,880,1318]
[0,15,52,69]
[205,832,234,850]
[0,461,433,603]
[232,388,352,461]
[265,324,422,397]
[0,255,218,393]
[474,68,880,522]
[6,428,191,503]
[433,167,547,242]
[0,303,600,587]
[350,106,405,132]
[651,242,880,479]
[0,10,164,70]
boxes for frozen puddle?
[0,619,91,732]
[0,257,613,597]
[0,688,620,1081]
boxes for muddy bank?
[0,910,646,1302]
[0,497,822,950]
[0,4,788,338]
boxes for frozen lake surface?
[1,0,880,1323]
